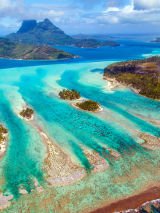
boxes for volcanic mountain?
[6,18,119,47]
[7,18,74,45]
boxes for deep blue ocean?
[1,38,160,69]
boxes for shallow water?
[0,60,159,197]
[0,40,160,211]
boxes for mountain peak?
[37,18,59,31]
[37,18,64,34]
[17,19,57,34]
[43,18,53,24]
[17,20,37,34]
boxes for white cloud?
[105,7,120,12]
[0,0,10,9]
[95,1,160,28]
[0,0,24,18]
[0,0,22,10]
[134,0,160,10]
[0,0,160,35]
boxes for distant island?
[75,39,119,48]
[72,34,113,40]
[0,38,74,60]
[152,37,160,43]
[0,18,120,60]
[104,56,160,99]
[7,19,74,46]
[6,18,119,49]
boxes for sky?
[0,0,160,35]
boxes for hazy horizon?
[0,0,160,36]
[0,18,160,37]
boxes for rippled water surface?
[0,39,160,212]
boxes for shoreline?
[104,76,160,101]
[0,55,75,61]
[71,98,103,113]
[104,76,140,94]
[72,103,103,113]
[91,186,160,213]
[18,114,34,121]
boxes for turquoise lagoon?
[0,40,160,212]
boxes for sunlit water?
[0,39,160,207]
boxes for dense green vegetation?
[76,100,100,111]
[59,89,101,111]
[20,108,34,119]
[0,124,8,143]
[59,89,80,100]
[0,38,74,60]
[104,56,160,99]
[114,73,160,99]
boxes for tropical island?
[7,19,74,46]
[104,56,160,99]
[59,89,101,112]
[5,18,119,49]
[76,100,101,112]
[75,39,119,48]
[0,38,74,60]
[19,107,34,120]
[59,89,80,100]
[0,18,120,60]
